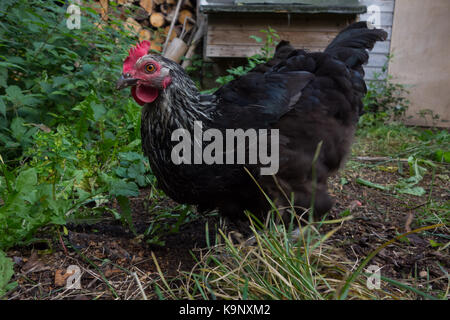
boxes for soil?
[4,162,449,300]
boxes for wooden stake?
[178,9,193,25]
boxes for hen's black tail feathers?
[324,21,388,69]
[252,22,387,75]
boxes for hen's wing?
[210,71,315,129]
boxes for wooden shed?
[200,0,365,59]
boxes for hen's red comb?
[123,40,151,74]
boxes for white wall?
[388,0,450,127]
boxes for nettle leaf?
[114,167,128,178]
[119,152,142,162]
[101,173,140,198]
[52,76,70,88]
[110,180,139,198]
[127,163,141,179]
[15,168,37,194]
[0,61,26,73]
[6,56,25,66]
[5,85,25,105]
[0,250,17,298]
[10,117,27,141]
[250,35,263,43]
[81,64,94,75]
[91,102,106,121]
[136,175,147,187]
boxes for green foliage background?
[0,0,155,252]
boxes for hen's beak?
[116,74,139,90]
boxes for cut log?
[183,0,193,8]
[150,42,163,53]
[178,9,193,25]
[139,29,152,41]
[164,25,180,41]
[140,18,150,28]
[165,9,176,22]
[166,0,176,5]
[159,3,170,15]
[150,12,165,28]
[139,0,153,14]
[134,7,149,21]
[124,17,142,35]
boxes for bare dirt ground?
[5,162,449,300]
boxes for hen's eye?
[145,63,156,73]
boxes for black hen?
[116,22,387,223]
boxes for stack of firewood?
[86,0,196,54]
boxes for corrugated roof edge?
[200,2,367,14]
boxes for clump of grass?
[355,124,449,162]
[153,212,414,300]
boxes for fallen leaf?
[54,269,75,287]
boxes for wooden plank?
[206,44,327,58]
[208,13,352,31]
[206,39,387,59]
[207,29,339,46]
[199,0,366,14]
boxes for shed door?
[388,0,450,127]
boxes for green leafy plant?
[0,0,135,160]
[0,166,74,249]
[360,56,410,127]
[0,0,160,248]
[0,250,16,298]
[250,26,280,61]
[215,27,280,87]
[356,156,434,196]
